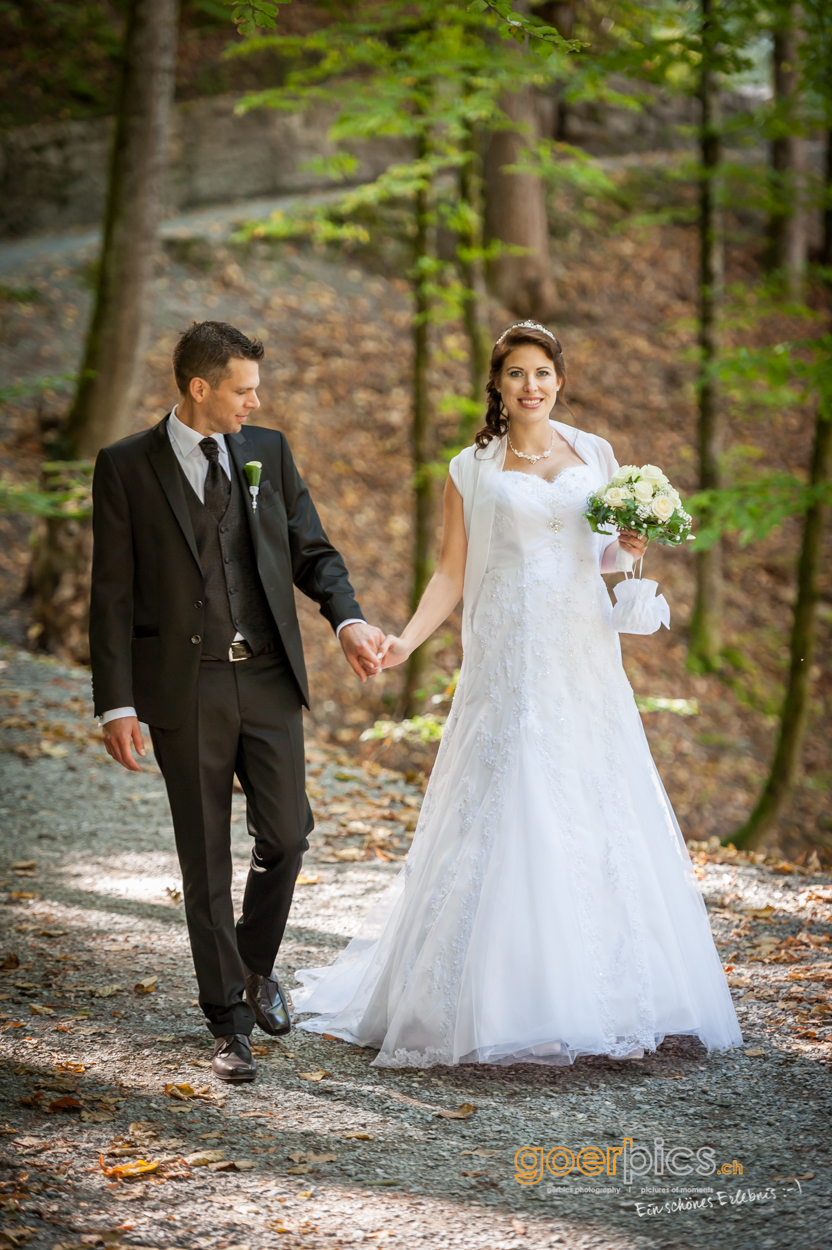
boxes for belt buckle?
[228,640,252,662]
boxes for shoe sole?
[212,1066,257,1081]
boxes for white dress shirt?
[100,408,361,724]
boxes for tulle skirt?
[293,550,742,1067]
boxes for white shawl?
[448,420,618,648]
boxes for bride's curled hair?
[475,323,566,451]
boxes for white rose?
[640,463,669,486]
[633,479,654,503]
[652,495,675,522]
[604,486,627,508]
[612,465,639,485]
[668,488,682,508]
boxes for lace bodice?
[486,465,600,575]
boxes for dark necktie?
[199,437,230,521]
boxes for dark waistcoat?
[179,459,280,659]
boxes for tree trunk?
[402,136,434,718]
[456,122,490,437]
[64,0,179,458]
[483,87,558,320]
[767,3,807,297]
[688,0,724,674]
[823,127,832,267]
[732,398,831,850]
[29,0,178,663]
[27,516,94,664]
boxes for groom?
[89,320,383,1081]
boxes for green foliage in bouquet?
[583,465,693,547]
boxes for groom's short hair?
[173,321,265,393]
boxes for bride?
[292,321,742,1067]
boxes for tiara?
[495,320,557,346]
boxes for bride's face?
[499,345,560,427]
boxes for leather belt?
[202,639,279,663]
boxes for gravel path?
[1,643,830,1250]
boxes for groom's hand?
[339,622,384,682]
[102,715,147,771]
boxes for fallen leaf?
[29,1005,54,1016]
[435,1103,477,1120]
[37,929,68,938]
[250,1045,270,1057]
[332,847,365,861]
[11,861,36,871]
[110,1183,147,1202]
[295,875,320,886]
[95,985,124,998]
[287,1151,337,1164]
[184,1150,225,1167]
[128,1122,159,1141]
[726,976,751,987]
[0,954,19,971]
[99,1154,160,1179]
[286,1164,313,1174]
[81,1111,115,1124]
[39,741,68,758]
[208,1159,238,1172]
[234,1160,258,1171]
[511,1219,527,1236]
[134,976,157,994]
[746,906,775,919]
[47,1096,82,1113]
[743,1047,765,1058]
[164,1083,195,1101]
[343,1131,372,1140]
[297,1070,329,1081]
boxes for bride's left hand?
[619,528,648,559]
[379,635,410,669]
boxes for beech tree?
[28,0,179,661]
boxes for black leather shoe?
[211,1034,257,1081]
[244,965,291,1036]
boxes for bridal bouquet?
[584,464,693,557]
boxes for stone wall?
[0,81,762,239]
[0,95,405,238]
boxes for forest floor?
[0,166,829,857]
[1,643,832,1250]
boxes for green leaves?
[226,0,290,37]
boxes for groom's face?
[194,358,261,434]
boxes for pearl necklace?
[507,426,556,465]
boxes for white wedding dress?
[293,434,742,1067]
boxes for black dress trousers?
[149,648,313,1037]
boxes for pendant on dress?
[548,515,563,535]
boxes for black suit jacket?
[89,415,364,728]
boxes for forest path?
[1,644,831,1250]
[0,189,345,277]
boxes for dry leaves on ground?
[435,1103,477,1120]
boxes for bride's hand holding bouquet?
[585,463,692,572]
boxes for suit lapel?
[146,416,201,570]
[227,430,260,555]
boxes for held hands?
[102,715,147,772]
[339,622,385,682]
[378,635,410,670]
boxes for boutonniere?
[243,461,262,512]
